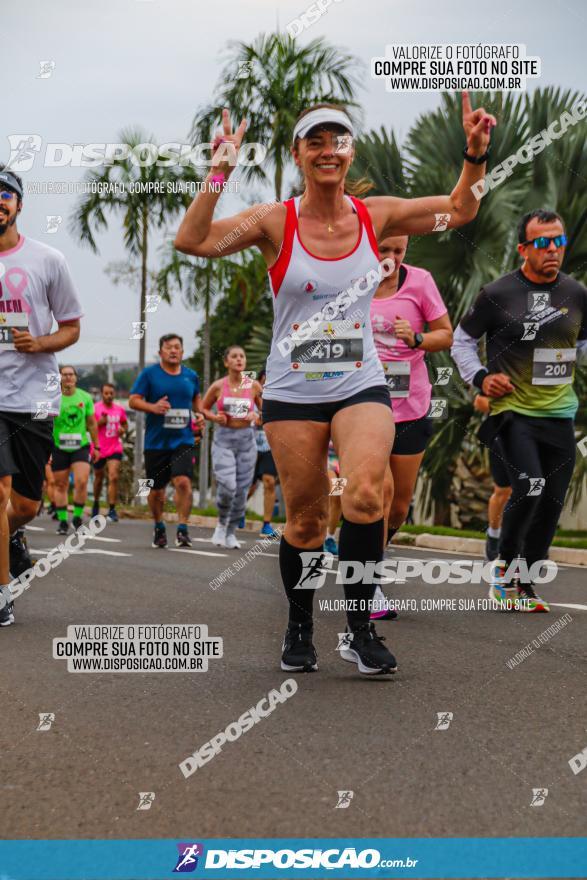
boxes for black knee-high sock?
[279,536,322,625]
[338,517,384,628]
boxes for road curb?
[111,509,271,532]
[412,533,587,566]
[108,511,587,563]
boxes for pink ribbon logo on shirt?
[0,267,31,312]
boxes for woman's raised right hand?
[210,108,247,180]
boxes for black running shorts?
[391,416,434,456]
[51,445,92,472]
[254,450,278,480]
[144,444,194,490]
[0,412,54,501]
[262,385,391,423]
[94,452,123,471]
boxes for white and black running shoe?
[9,529,32,579]
[485,531,500,561]
[175,528,192,548]
[152,524,168,548]
[281,622,318,672]
[56,520,69,536]
[340,622,397,675]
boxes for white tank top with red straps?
[263,194,386,403]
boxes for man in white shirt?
[0,167,82,626]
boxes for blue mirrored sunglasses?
[0,190,16,200]
[523,234,567,249]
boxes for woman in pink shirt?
[370,236,453,618]
[92,383,128,522]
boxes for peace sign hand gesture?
[462,91,496,157]
[211,108,247,180]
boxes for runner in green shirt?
[51,365,100,534]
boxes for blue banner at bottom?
[0,838,586,879]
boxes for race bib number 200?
[532,348,576,385]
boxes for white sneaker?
[211,524,227,547]
[369,583,397,621]
[225,533,241,549]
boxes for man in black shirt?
[452,209,587,611]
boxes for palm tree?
[348,126,407,197]
[189,33,362,200]
[69,127,200,486]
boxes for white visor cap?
[292,108,354,143]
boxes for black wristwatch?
[411,332,424,349]
[463,146,490,165]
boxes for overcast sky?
[5,0,586,366]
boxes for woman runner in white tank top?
[175,96,495,677]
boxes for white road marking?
[25,525,45,532]
[168,548,228,558]
[85,535,122,543]
[74,549,133,557]
[188,536,239,545]
[549,602,587,612]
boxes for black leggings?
[494,414,575,568]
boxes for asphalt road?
[2,515,586,844]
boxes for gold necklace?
[301,196,338,234]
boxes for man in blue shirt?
[129,334,204,548]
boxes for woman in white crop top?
[175,96,495,677]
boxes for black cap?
[0,170,23,199]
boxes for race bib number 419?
[290,321,364,372]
